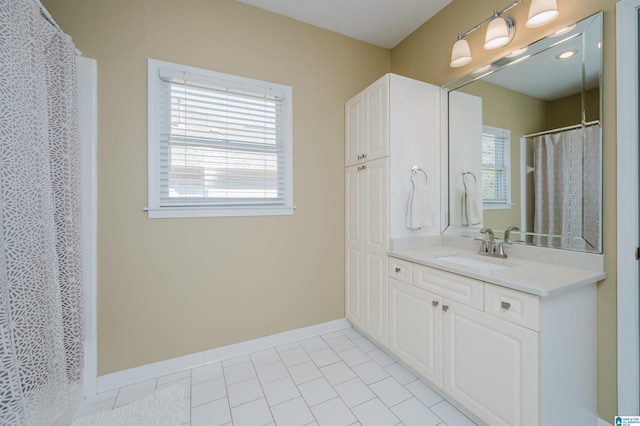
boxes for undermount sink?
[435,255,513,271]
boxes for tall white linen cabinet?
[345,73,440,347]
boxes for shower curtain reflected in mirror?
[532,124,601,250]
[0,0,84,424]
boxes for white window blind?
[147,59,293,218]
[481,125,511,208]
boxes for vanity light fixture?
[526,0,559,28]
[450,35,472,67]
[449,0,559,68]
[484,13,516,50]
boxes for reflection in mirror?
[442,12,603,253]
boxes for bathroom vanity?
[385,236,605,426]
[345,12,605,424]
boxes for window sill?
[146,206,295,219]
[483,203,512,210]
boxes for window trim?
[481,125,511,210]
[147,58,294,219]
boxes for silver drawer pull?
[501,301,511,310]
[442,305,449,312]
[395,267,401,273]
[432,300,439,308]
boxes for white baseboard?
[599,418,613,426]
[95,318,351,394]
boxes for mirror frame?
[440,11,604,253]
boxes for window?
[147,59,293,218]
[481,125,511,209]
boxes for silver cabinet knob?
[395,267,401,273]
[442,305,449,312]
[501,301,511,310]
[432,300,439,308]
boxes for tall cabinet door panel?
[364,157,389,346]
[364,77,389,162]
[365,157,389,251]
[389,279,443,387]
[345,94,364,167]
[345,165,365,327]
[443,301,539,426]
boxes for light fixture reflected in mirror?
[526,0,559,28]
[449,0,559,68]
[552,24,576,37]
[507,46,528,57]
[471,64,492,76]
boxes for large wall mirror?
[441,11,603,253]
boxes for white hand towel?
[462,185,482,226]
[405,183,433,230]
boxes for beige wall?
[45,0,391,375]
[391,0,618,419]
[548,87,601,128]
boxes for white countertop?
[388,237,607,298]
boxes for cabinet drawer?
[413,265,483,310]
[389,257,413,283]
[484,283,540,331]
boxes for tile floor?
[73,327,477,426]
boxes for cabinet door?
[363,157,389,346]
[363,76,389,162]
[389,278,443,387]
[345,93,364,167]
[345,165,365,327]
[443,301,539,426]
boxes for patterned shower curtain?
[532,125,601,251]
[0,1,84,424]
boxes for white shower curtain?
[0,1,84,424]
[532,125,600,250]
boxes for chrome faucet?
[504,225,520,243]
[478,227,508,258]
[479,227,494,253]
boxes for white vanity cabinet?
[443,299,539,426]
[345,74,440,348]
[387,257,597,426]
[389,256,443,387]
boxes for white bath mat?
[71,385,184,426]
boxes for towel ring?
[411,166,428,186]
[461,170,476,188]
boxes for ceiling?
[236,0,453,49]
